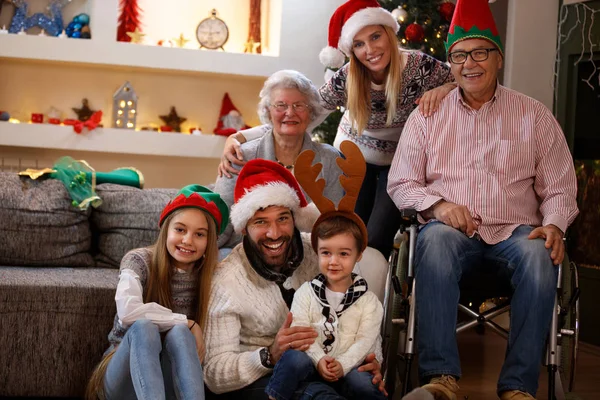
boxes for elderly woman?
[214,69,344,250]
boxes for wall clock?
[196,9,229,50]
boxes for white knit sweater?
[203,233,319,394]
[290,280,383,376]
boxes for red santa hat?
[213,93,250,136]
[230,159,320,234]
[319,0,399,69]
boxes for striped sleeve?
[533,107,579,233]
[387,109,442,212]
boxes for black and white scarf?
[310,273,369,354]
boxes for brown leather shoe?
[421,375,459,400]
[499,390,536,399]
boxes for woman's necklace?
[275,158,294,170]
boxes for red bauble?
[405,23,425,43]
[439,2,456,22]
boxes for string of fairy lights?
[553,2,600,107]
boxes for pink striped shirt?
[387,84,579,244]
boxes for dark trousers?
[265,350,386,400]
[354,163,402,259]
[220,374,343,400]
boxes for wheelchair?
[380,209,581,400]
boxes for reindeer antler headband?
[294,140,368,252]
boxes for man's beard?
[246,234,292,271]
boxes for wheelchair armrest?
[399,208,418,226]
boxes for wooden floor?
[447,330,600,400]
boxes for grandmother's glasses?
[270,102,309,113]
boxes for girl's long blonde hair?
[346,25,402,135]
[85,208,219,400]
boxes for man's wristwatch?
[259,347,274,368]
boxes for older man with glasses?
[387,1,578,400]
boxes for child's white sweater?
[290,274,384,376]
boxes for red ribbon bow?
[63,111,103,134]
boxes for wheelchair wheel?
[381,235,416,397]
[557,256,580,394]
[381,244,402,396]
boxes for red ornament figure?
[439,1,456,22]
[117,0,143,42]
[405,23,425,43]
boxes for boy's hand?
[327,359,343,379]
[317,356,339,382]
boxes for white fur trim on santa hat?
[231,183,320,234]
[319,46,346,69]
[338,7,399,57]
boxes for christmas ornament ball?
[405,23,425,43]
[0,111,10,121]
[391,7,408,22]
[73,13,90,25]
[439,2,456,22]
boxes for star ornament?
[160,107,187,132]
[72,98,96,122]
[126,28,145,44]
[243,41,260,54]
[173,33,190,48]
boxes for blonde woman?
[86,185,228,400]
[218,0,455,258]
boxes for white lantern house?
[112,81,138,129]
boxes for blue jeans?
[415,222,558,396]
[355,163,401,259]
[104,319,205,400]
[265,350,386,400]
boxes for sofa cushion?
[92,184,178,268]
[0,266,118,397]
[0,172,94,267]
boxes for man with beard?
[203,159,385,399]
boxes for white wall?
[504,0,560,109]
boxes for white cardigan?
[290,279,384,376]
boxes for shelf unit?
[0,0,344,186]
[0,0,341,82]
[0,122,226,159]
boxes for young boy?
[265,213,385,400]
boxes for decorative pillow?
[0,172,94,267]
[92,184,178,268]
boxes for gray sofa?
[0,173,177,397]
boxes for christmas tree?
[380,0,455,62]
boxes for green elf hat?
[445,0,504,56]
[159,185,229,235]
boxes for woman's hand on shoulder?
[217,133,247,178]
[189,319,206,363]
[415,82,457,117]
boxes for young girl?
[265,215,384,400]
[86,185,229,400]
[218,0,455,258]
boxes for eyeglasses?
[448,48,498,64]
[270,102,310,113]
